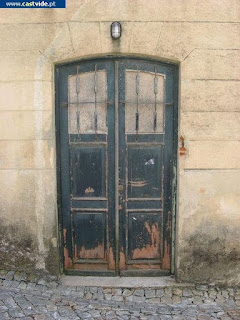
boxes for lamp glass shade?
[111,22,121,39]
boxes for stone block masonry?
[0,270,240,319]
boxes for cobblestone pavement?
[0,271,240,320]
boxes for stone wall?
[0,0,239,283]
[1,270,240,319]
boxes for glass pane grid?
[125,70,165,134]
[68,70,107,134]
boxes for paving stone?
[0,270,7,279]
[47,282,58,290]
[209,289,217,298]
[38,279,47,286]
[106,310,116,318]
[159,316,172,320]
[123,289,132,297]
[125,295,133,302]
[234,294,240,300]
[1,312,10,319]
[164,287,172,296]
[33,315,52,320]
[133,295,145,303]
[89,287,98,294]
[18,282,27,290]
[227,289,235,299]
[0,270,240,320]
[10,281,20,289]
[46,304,58,312]
[112,295,124,302]
[172,295,181,303]
[221,290,229,299]
[146,297,160,304]
[216,294,225,303]
[225,299,236,308]
[192,296,203,304]
[182,288,193,297]
[5,271,15,281]
[161,296,172,304]
[0,305,8,312]
[172,288,182,296]
[145,289,156,298]
[4,297,18,308]
[103,288,112,294]
[85,292,93,300]
[2,280,12,287]
[133,289,144,297]
[112,288,122,296]
[156,289,165,298]
[235,300,240,307]
[104,293,112,301]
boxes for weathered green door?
[56,58,177,276]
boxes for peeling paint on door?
[56,58,177,276]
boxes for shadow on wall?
[0,223,59,276]
[177,222,240,285]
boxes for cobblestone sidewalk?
[0,270,240,320]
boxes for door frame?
[55,55,179,276]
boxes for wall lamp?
[111,22,122,40]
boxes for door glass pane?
[68,70,107,134]
[125,70,165,133]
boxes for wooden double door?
[56,58,177,276]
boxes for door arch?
[55,57,178,276]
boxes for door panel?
[118,60,174,275]
[71,146,106,198]
[73,212,106,260]
[57,61,115,275]
[127,146,163,198]
[56,58,177,276]
[128,212,161,261]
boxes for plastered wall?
[0,0,239,284]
